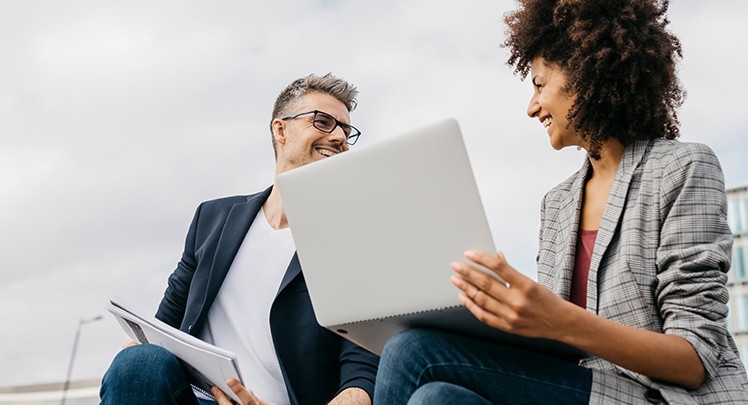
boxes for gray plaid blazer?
[537,139,748,404]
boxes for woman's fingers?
[451,250,556,336]
[464,250,522,287]
[458,291,513,331]
[451,259,506,294]
[450,270,515,330]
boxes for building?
[727,184,748,368]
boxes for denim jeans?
[100,344,216,405]
[373,329,592,405]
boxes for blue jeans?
[100,344,216,405]
[374,329,592,405]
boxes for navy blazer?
[155,187,379,404]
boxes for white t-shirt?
[196,207,295,404]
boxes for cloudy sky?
[1,0,747,388]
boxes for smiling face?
[526,57,583,151]
[271,91,351,174]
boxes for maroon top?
[570,229,598,308]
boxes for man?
[100,73,379,405]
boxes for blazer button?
[644,388,664,404]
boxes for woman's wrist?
[552,299,592,348]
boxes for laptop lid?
[277,118,495,327]
[277,118,587,359]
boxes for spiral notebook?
[278,118,584,359]
[106,296,244,403]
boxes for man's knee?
[100,344,197,404]
[103,344,182,387]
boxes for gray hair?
[269,73,359,156]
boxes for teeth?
[316,148,335,157]
[542,117,552,128]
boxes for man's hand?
[212,379,276,405]
[328,387,371,405]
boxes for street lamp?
[60,315,103,405]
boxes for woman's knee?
[381,329,435,366]
[379,328,457,378]
[408,382,492,405]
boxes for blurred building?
[727,184,748,369]
[0,379,99,405]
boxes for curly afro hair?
[503,0,684,157]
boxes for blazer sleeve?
[155,202,203,328]
[335,338,379,400]
[654,143,733,380]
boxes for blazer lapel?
[199,187,272,318]
[586,140,650,312]
[552,161,589,298]
[276,253,302,297]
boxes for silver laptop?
[278,118,584,359]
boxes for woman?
[373,0,748,404]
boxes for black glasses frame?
[281,110,361,145]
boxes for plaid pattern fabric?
[537,139,748,404]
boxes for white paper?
[106,296,244,404]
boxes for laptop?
[277,118,584,359]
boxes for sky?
[1,0,747,388]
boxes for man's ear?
[272,119,287,146]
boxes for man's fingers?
[212,386,231,404]
[228,378,243,394]
[227,379,255,405]
[212,381,254,405]
[225,379,273,405]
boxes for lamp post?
[61,315,103,405]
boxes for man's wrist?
[328,387,371,405]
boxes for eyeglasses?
[281,110,361,145]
